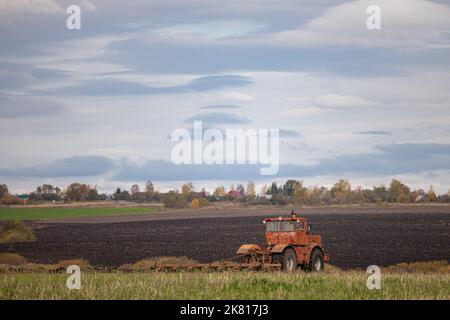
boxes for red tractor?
[236,210,329,272]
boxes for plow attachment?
[147,261,281,272]
[0,253,282,273]
[129,248,282,272]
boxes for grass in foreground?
[0,207,156,220]
[0,271,448,300]
[1,257,448,299]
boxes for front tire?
[309,249,324,272]
[280,248,297,272]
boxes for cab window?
[266,221,297,232]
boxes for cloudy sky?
[1,0,449,194]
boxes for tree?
[236,184,245,196]
[66,183,91,201]
[213,186,226,197]
[113,188,132,201]
[30,184,62,201]
[331,179,351,197]
[292,181,309,206]
[352,186,366,204]
[268,182,279,195]
[87,188,102,201]
[283,180,300,197]
[427,185,437,202]
[363,189,381,203]
[330,179,352,203]
[309,186,330,205]
[0,184,9,198]
[130,184,140,195]
[373,185,389,203]
[145,181,155,195]
[388,179,410,203]
[40,184,59,194]
[181,182,193,197]
[246,181,256,199]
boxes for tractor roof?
[263,216,307,222]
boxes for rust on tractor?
[236,210,329,272]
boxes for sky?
[0,0,449,194]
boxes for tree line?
[0,178,449,207]
[260,179,446,206]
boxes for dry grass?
[0,255,91,273]
[119,256,197,271]
[384,260,450,274]
[1,271,449,300]
[323,263,344,273]
[55,259,91,270]
[0,220,35,243]
[0,253,28,266]
[0,257,448,299]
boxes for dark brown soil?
[0,209,449,269]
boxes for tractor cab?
[263,216,310,246]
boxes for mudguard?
[236,244,262,255]
[270,244,291,254]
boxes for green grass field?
[0,207,157,220]
[0,271,448,299]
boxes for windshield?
[266,221,297,232]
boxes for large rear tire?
[309,249,324,272]
[280,248,297,272]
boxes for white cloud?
[132,0,450,49]
[282,107,322,117]
[219,91,254,102]
[314,94,378,108]
[79,0,97,12]
[13,35,135,81]
[253,0,450,48]
[154,20,263,41]
[0,0,63,14]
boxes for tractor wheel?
[309,249,324,272]
[280,248,297,272]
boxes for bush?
[0,220,36,243]
[162,191,187,209]
[198,197,209,207]
[0,253,27,265]
[191,198,200,208]
[1,195,24,205]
